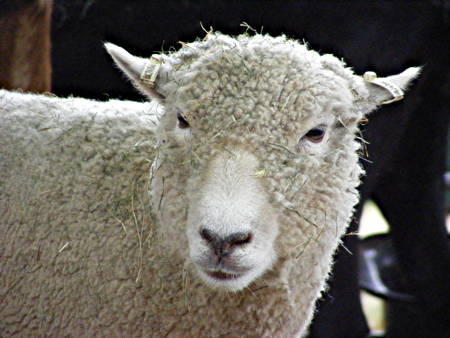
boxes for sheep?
[0,33,419,337]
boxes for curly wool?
[0,90,162,336]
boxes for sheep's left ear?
[363,67,421,105]
[104,43,165,102]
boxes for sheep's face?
[154,94,353,292]
[148,36,359,291]
[106,33,419,292]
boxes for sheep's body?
[0,33,418,337]
[0,91,163,335]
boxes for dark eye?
[177,111,190,129]
[303,127,325,143]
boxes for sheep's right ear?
[104,43,165,101]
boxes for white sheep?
[0,33,419,337]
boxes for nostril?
[228,232,253,246]
[200,228,215,243]
[199,229,252,258]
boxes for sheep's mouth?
[206,270,242,280]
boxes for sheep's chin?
[195,265,267,292]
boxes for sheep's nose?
[200,228,253,258]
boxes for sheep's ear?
[363,67,421,105]
[104,43,165,101]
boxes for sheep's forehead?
[157,35,361,212]
[164,34,353,138]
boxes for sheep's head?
[106,33,419,292]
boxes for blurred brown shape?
[0,0,53,92]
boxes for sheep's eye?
[303,127,325,143]
[177,111,190,129]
